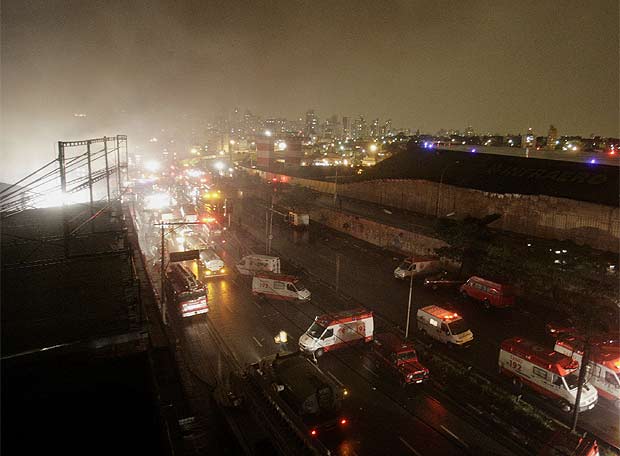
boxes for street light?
[155,221,204,325]
[434,161,460,218]
[405,268,414,339]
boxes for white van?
[236,255,281,276]
[416,305,473,347]
[252,273,311,301]
[394,256,443,280]
[199,249,226,277]
[299,309,374,358]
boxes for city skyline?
[2,0,619,183]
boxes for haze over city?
[2,0,618,183]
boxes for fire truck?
[554,334,620,408]
[499,337,598,413]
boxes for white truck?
[252,273,311,301]
[394,256,443,280]
[236,255,281,276]
[416,305,474,347]
[299,309,374,358]
[499,337,598,413]
[287,211,309,230]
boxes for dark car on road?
[545,318,577,340]
[423,270,464,291]
[371,333,429,386]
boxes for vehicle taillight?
[310,429,318,436]
[340,419,347,425]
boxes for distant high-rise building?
[381,119,392,136]
[465,125,475,137]
[256,133,275,169]
[370,118,380,138]
[342,117,351,138]
[305,110,319,137]
[353,115,367,139]
[524,128,535,148]
[323,114,339,139]
[547,125,558,150]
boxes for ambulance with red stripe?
[499,337,598,412]
[299,309,374,359]
[554,334,620,408]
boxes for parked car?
[460,276,515,309]
[423,270,464,290]
[371,333,429,386]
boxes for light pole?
[434,161,460,218]
[333,166,339,207]
[155,221,204,325]
[229,139,235,164]
[267,193,274,254]
[405,268,414,339]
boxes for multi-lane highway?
[132,178,618,455]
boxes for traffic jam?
[127,163,618,456]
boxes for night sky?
[1,0,618,182]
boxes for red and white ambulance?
[554,334,620,408]
[499,337,598,412]
[252,272,311,301]
[299,309,374,358]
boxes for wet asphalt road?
[234,194,619,450]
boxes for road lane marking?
[325,370,344,386]
[398,436,421,456]
[361,364,379,378]
[252,336,263,347]
[440,425,469,448]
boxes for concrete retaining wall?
[309,206,447,256]
[248,169,620,252]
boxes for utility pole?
[333,166,339,207]
[267,194,274,254]
[103,136,111,202]
[335,254,341,293]
[405,269,414,339]
[571,341,591,431]
[160,224,167,325]
[58,141,69,258]
[115,136,122,196]
[265,211,269,254]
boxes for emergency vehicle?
[372,333,429,385]
[554,335,620,408]
[416,305,474,347]
[499,337,598,413]
[236,254,281,275]
[299,309,374,358]
[394,256,443,280]
[252,273,311,301]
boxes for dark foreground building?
[1,202,235,455]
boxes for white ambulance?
[299,309,374,358]
[199,249,226,278]
[394,256,443,280]
[555,334,620,408]
[236,255,281,275]
[252,273,311,301]
[499,337,598,413]
[416,305,474,347]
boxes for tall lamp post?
[405,268,414,339]
[155,221,204,325]
[435,161,460,218]
[229,139,235,165]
